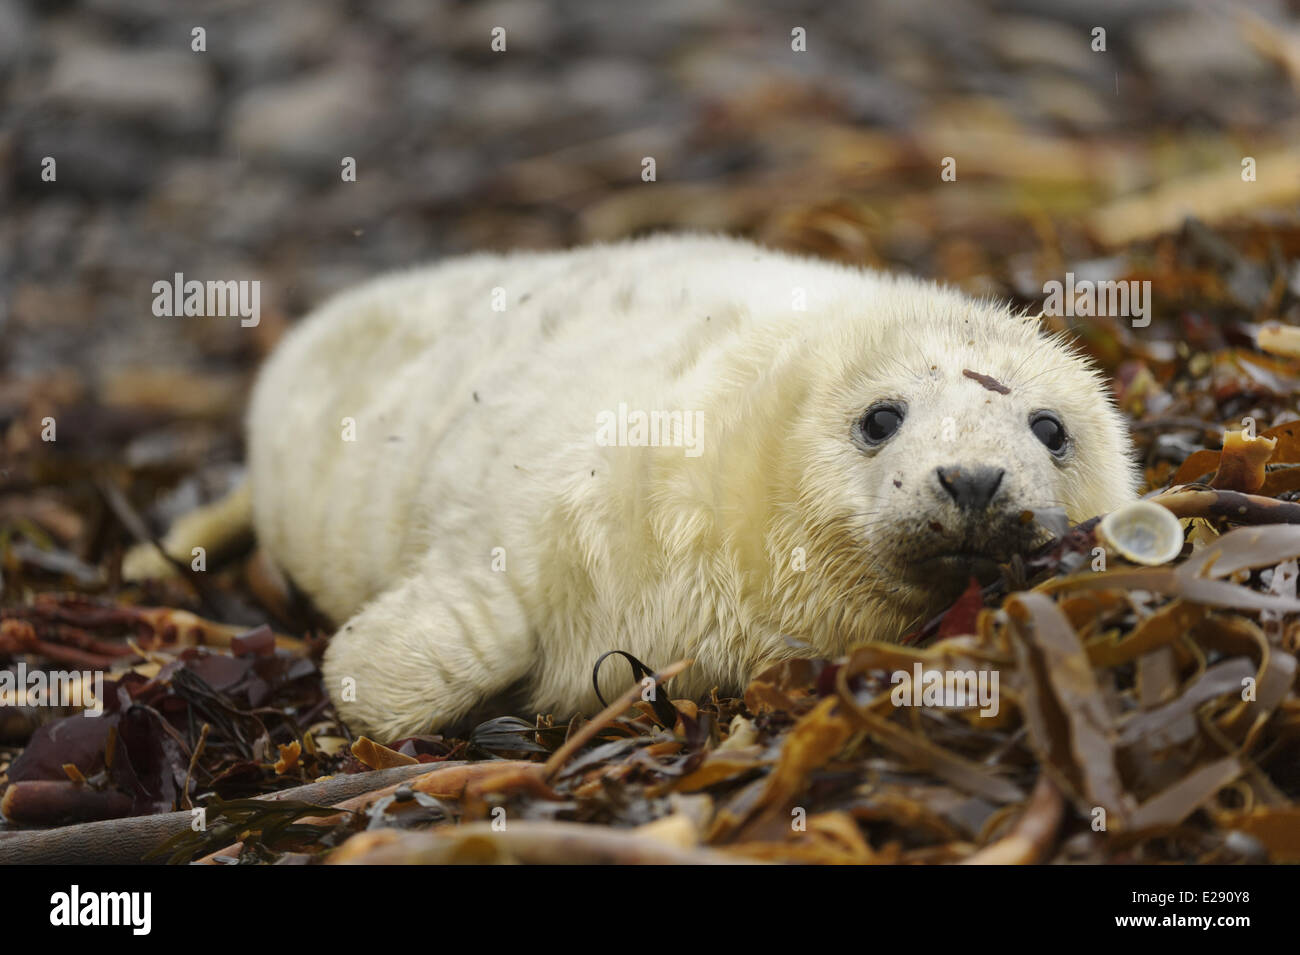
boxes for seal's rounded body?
[245,235,1138,739]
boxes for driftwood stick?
[0,781,134,827]
[194,759,541,863]
[1153,489,1300,525]
[0,761,459,865]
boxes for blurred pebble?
[0,0,33,69]
[44,45,216,134]
[226,68,383,169]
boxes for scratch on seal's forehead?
[962,369,1011,394]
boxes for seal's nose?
[936,465,1004,510]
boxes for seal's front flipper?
[321,561,533,741]
[121,483,253,581]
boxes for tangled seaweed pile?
[4,454,1300,864]
[5,216,1300,863]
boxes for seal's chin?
[902,530,1036,586]
[914,551,1004,586]
[884,505,1058,596]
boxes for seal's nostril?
[936,465,1005,510]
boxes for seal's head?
[786,280,1140,631]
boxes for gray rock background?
[1,0,1297,449]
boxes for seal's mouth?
[888,504,1066,592]
[913,551,1006,583]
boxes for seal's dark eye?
[1030,411,1067,455]
[858,403,905,446]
